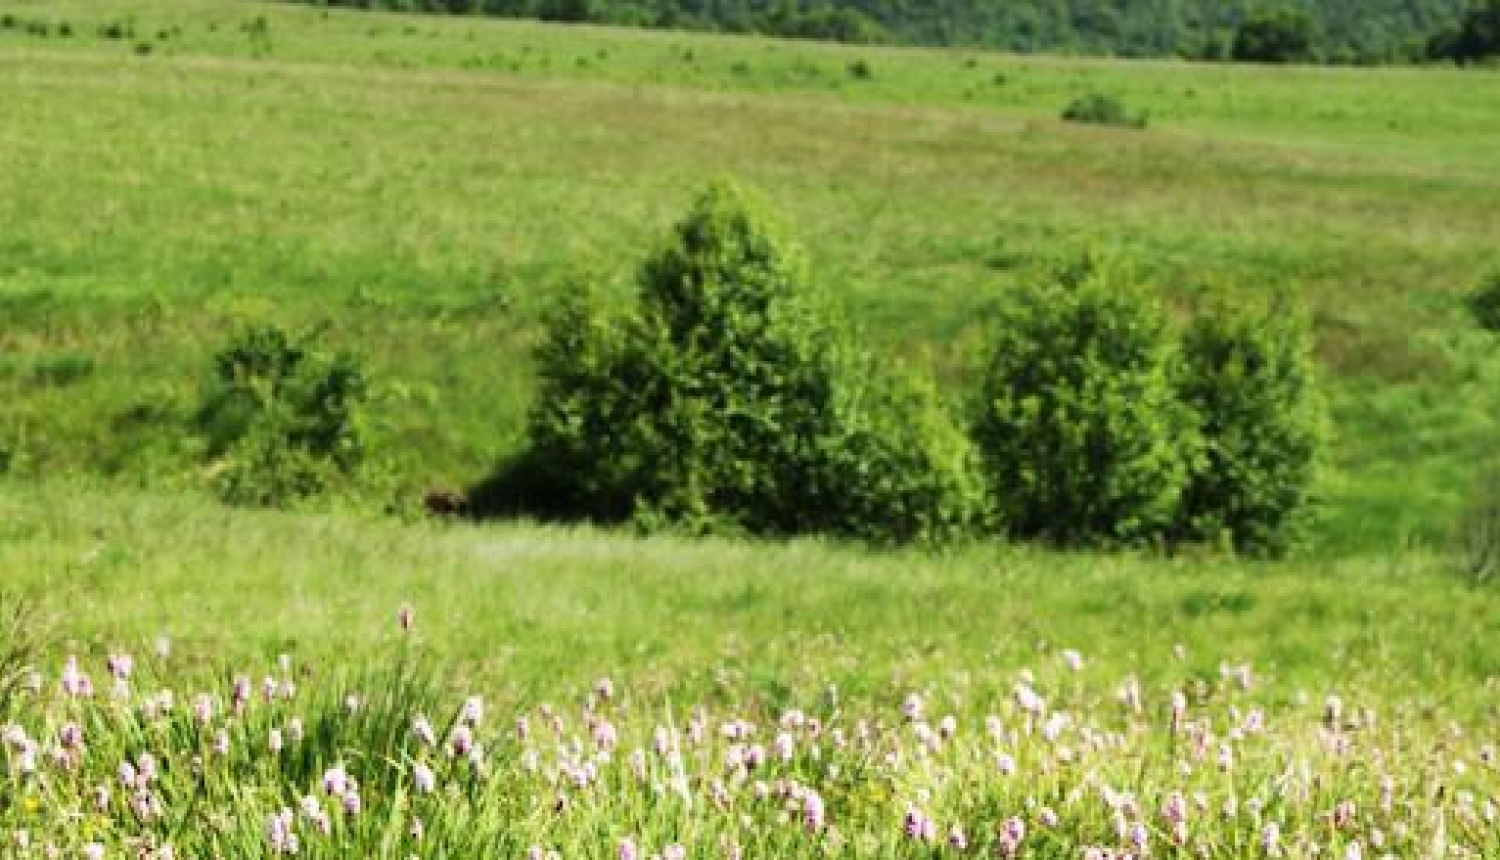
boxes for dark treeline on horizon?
[283,0,1500,64]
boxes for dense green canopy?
[293,0,1470,62]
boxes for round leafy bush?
[196,324,366,508]
[973,259,1196,546]
[1173,300,1322,556]
[518,182,982,542]
[812,367,989,544]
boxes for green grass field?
[3,0,1500,552]
[3,4,1500,856]
[2,486,1498,857]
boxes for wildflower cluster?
[2,610,1497,857]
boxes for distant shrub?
[1466,271,1500,331]
[514,182,981,542]
[1061,93,1147,129]
[973,259,1195,546]
[243,15,272,56]
[0,15,15,30]
[1231,9,1314,63]
[196,324,366,508]
[848,58,874,79]
[57,21,73,38]
[97,20,133,40]
[1173,300,1322,556]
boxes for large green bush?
[196,324,366,508]
[1173,301,1322,556]
[519,182,982,542]
[973,260,1196,546]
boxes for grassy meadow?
[3,2,1500,856]
[4,484,1500,856]
[1,0,1499,551]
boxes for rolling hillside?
[2,0,1499,553]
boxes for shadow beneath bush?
[465,449,632,525]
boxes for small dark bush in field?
[1061,93,1147,129]
[0,15,16,30]
[848,58,874,79]
[1466,271,1500,331]
[1231,8,1315,63]
[973,258,1195,546]
[513,182,983,542]
[57,21,73,38]
[98,20,133,40]
[196,324,366,508]
[24,20,49,37]
[1173,299,1322,556]
[134,42,153,57]
[243,15,272,56]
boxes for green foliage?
[1060,93,1147,129]
[1466,271,1500,331]
[518,182,981,542]
[508,290,640,522]
[1428,0,1500,62]
[973,260,1196,546]
[196,324,366,508]
[814,367,990,543]
[1232,9,1316,63]
[763,4,889,44]
[1174,300,1322,556]
[288,0,1465,62]
[538,0,594,23]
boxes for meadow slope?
[3,8,1500,855]
[4,3,1500,554]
